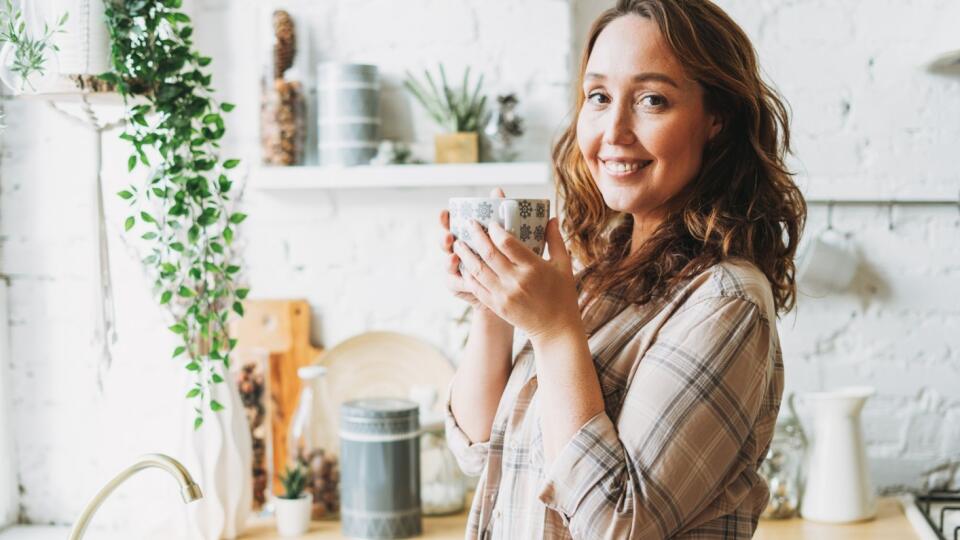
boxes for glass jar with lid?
[288,365,340,520]
[410,386,466,516]
[760,393,807,519]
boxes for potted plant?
[99,1,253,538]
[275,463,312,537]
[404,64,488,163]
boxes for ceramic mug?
[796,229,859,294]
[448,197,551,257]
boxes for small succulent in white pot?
[275,464,312,537]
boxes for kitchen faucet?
[68,453,203,540]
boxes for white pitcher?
[799,386,877,523]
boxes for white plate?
[319,331,455,439]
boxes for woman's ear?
[707,113,723,141]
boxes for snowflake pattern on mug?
[536,202,546,218]
[449,204,459,220]
[534,224,545,242]
[519,224,532,242]
[461,203,474,220]
[476,202,494,221]
[519,200,533,218]
[533,246,542,255]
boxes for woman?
[440,0,805,538]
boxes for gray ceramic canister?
[340,398,422,538]
[317,62,380,166]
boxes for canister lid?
[341,398,418,419]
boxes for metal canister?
[317,62,380,166]
[339,398,421,538]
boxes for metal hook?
[887,201,895,231]
[826,202,834,231]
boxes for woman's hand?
[440,188,508,321]
[452,216,582,343]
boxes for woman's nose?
[602,102,637,146]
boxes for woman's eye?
[639,94,667,108]
[586,91,608,105]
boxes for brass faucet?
[68,453,203,540]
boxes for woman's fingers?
[439,210,455,253]
[487,221,538,266]
[464,220,513,276]
[453,239,498,291]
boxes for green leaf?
[210,242,224,254]
[178,285,194,298]
[170,242,185,252]
[203,261,219,273]
[142,232,157,240]
[170,322,188,334]
[118,190,134,200]
[186,362,200,371]
[160,290,173,304]
[228,212,247,224]
[223,227,233,244]
[186,388,200,398]
[232,301,244,317]
[236,288,250,299]
[194,417,203,430]
[225,265,240,274]
[124,216,135,231]
[220,102,235,112]
[173,346,186,357]
[127,155,137,171]
[222,159,240,169]
[211,373,224,383]
[210,399,224,412]
[140,211,156,223]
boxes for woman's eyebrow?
[584,71,679,88]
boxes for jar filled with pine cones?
[261,8,306,166]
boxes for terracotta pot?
[435,132,478,164]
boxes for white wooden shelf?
[250,162,552,190]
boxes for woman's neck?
[629,212,665,255]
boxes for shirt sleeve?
[444,381,492,477]
[538,295,772,539]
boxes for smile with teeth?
[601,159,652,176]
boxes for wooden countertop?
[241,497,918,539]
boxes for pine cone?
[273,10,296,79]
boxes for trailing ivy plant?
[100,0,248,429]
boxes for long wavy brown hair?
[555,0,806,315]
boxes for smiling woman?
[441,0,806,539]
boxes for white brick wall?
[0,0,957,531]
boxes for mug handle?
[499,200,520,236]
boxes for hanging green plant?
[99,0,247,429]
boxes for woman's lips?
[600,159,652,177]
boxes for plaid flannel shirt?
[445,258,784,539]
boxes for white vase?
[799,386,877,523]
[181,367,253,539]
[274,495,312,537]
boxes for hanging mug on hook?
[796,203,860,296]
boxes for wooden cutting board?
[231,299,323,496]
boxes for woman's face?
[577,14,721,220]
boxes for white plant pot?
[275,494,312,537]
